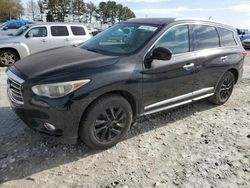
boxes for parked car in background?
[92,28,103,36]
[0,19,33,36]
[6,18,246,149]
[241,35,250,49]
[0,23,91,66]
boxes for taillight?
[242,50,248,57]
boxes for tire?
[79,94,133,150]
[0,49,19,67]
[209,71,235,105]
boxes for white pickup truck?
[0,23,91,66]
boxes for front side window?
[26,27,47,37]
[51,26,69,36]
[193,25,219,50]
[71,26,86,36]
[217,28,237,47]
[155,25,189,54]
[81,23,160,55]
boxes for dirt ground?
[0,51,250,188]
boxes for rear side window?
[193,25,219,50]
[155,25,190,54]
[71,26,86,36]
[51,26,69,36]
[217,28,237,47]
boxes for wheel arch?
[80,90,138,124]
[228,68,239,84]
[0,47,21,60]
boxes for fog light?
[44,122,56,131]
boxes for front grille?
[6,70,24,105]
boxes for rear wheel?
[79,95,133,149]
[0,50,18,66]
[209,71,235,105]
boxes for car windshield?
[81,23,161,55]
[0,23,6,29]
[11,25,30,36]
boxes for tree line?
[0,0,24,22]
[39,0,136,24]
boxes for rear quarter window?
[71,26,86,36]
[51,26,69,36]
[193,25,220,50]
[217,28,237,47]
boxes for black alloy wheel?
[80,95,133,149]
[209,71,235,105]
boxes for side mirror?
[151,47,172,61]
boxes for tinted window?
[26,27,47,37]
[71,26,86,36]
[217,28,237,46]
[193,25,219,50]
[51,26,69,36]
[155,25,189,54]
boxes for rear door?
[49,26,70,48]
[142,24,197,114]
[192,25,240,96]
[69,26,90,45]
[191,24,229,97]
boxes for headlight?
[32,80,90,98]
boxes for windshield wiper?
[86,48,99,53]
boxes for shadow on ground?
[0,100,216,183]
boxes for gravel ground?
[0,52,250,188]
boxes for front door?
[142,24,197,114]
[24,26,49,54]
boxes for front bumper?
[6,70,93,144]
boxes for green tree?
[120,6,136,21]
[72,0,85,22]
[0,0,24,22]
[86,2,96,23]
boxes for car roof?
[123,17,235,30]
[124,18,176,26]
[27,22,87,27]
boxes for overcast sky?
[21,0,250,29]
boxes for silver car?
[0,23,91,66]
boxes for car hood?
[12,46,120,79]
[0,35,18,42]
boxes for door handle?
[183,63,195,70]
[65,38,69,41]
[41,39,46,42]
[221,56,228,61]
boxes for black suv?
[6,18,246,149]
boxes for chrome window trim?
[145,87,214,110]
[143,21,240,62]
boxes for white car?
[0,23,91,66]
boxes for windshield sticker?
[138,25,158,32]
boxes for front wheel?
[0,50,18,66]
[209,71,235,105]
[79,95,133,150]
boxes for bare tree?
[27,0,39,21]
